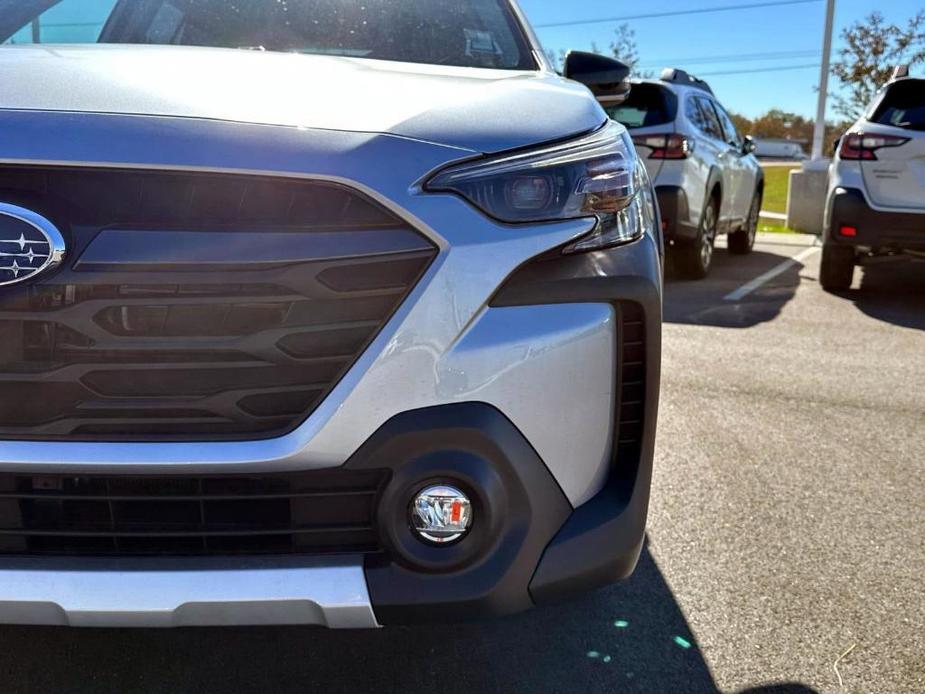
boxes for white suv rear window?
[605,84,677,129]
[870,80,925,132]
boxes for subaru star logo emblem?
[0,203,66,287]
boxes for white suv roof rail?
[891,64,910,81]
[660,68,714,95]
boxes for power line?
[697,63,821,76]
[535,0,823,29]
[638,49,819,68]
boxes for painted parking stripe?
[724,244,820,302]
[759,210,787,221]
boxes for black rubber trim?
[347,403,572,624]
[655,185,698,242]
[491,233,662,605]
[826,187,925,251]
[75,228,432,272]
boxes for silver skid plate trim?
[0,556,378,628]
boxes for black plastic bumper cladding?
[656,185,697,242]
[827,187,925,251]
[345,403,573,624]
[0,468,389,557]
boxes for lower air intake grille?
[616,302,646,461]
[0,469,389,557]
[0,166,436,441]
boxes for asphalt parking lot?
[0,233,922,694]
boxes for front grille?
[0,167,436,441]
[0,469,389,557]
[616,302,646,462]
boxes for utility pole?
[811,0,836,160]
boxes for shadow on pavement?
[0,549,812,694]
[848,261,925,331]
[664,248,803,329]
[0,544,816,694]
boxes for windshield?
[869,80,925,132]
[0,0,536,70]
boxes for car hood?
[0,45,606,154]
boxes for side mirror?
[742,136,757,155]
[563,51,632,105]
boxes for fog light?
[410,485,472,544]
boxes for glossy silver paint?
[0,556,378,628]
[0,44,603,154]
[0,109,613,507]
[439,304,616,505]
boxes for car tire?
[820,244,855,292]
[675,197,718,280]
[728,190,760,255]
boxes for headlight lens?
[426,121,655,253]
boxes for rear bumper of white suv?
[826,187,925,252]
[655,185,699,243]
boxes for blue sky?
[519,0,921,120]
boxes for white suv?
[822,66,925,291]
[606,69,764,278]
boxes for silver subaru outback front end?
[0,0,661,627]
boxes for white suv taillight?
[632,133,690,160]
[838,133,909,160]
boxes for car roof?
[631,75,715,99]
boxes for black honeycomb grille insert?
[0,167,436,441]
[0,469,389,557]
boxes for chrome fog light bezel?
[409,484,473,545]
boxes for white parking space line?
[724,244,821,302]
[759,210,788,221]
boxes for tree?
[549,24,651,77]
[753,109,814,141]
[728,112,753,137]
[607,23,652,78]
[608,24,640,75]
[728,110,852,156]
[831,11,925,119]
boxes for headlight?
[426,121,656,253]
